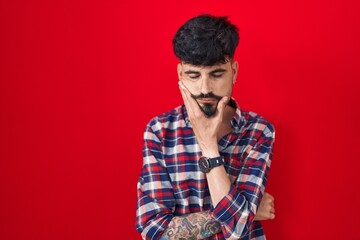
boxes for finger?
[266,207,275,219]
[267,198,274,204]
[215,96,228,119]
[178,82,194,116]
[270,206,275,214]
[266,193,275,201]
[178,82,200,120]
[271,196,275,201]
[178,81,202,116]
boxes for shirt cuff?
[210,185,246,223]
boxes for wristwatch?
[198,156,225,173]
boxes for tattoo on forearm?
[160,211,221,240]
[182,218,196,234]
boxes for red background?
[1,0,360,239]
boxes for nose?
[199,76,212,95]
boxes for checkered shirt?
[135,101,275,240]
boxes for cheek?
[216,81,233,96]
[182,80,198,94]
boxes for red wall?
[1,0,359,239]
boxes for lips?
[197,98,217,103]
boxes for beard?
[191,92,223,118]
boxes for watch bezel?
[199,157,211,173]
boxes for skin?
[160,211,222,240]
[160,60,275,239]
[255,192,276,221]
[177,60,237,157]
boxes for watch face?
[199,157,210,173]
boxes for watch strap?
[207,156,225,168]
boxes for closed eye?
[184,70,200,80]
[188,74,200,79]
[209,68,226,78]
[211,74,223,78]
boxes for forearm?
[160,211,221,240]
[206,165,231,206]
[202,148,231,207]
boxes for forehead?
[181,61,231,72]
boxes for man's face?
[177,60,238,117]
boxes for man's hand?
[178,81,227,157]
[254,192,276,221]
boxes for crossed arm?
[160,193,275,240]
[159,211,221,240]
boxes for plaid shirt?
[135,100,275,240]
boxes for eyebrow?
[208,68,226,74]
[184,70,200,74]
[184,68,227,75]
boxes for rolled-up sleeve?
[210,122,275,239]
[135,120,175,240]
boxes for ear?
[231,61,239,84]
[177,63,183,81]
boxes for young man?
[136,14,276,240]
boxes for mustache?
[191,92,222,101]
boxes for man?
[135,14,276,240]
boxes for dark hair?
[172,14,239,66]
